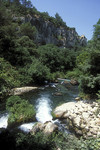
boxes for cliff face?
[17,14,87,48]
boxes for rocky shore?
[53,101,100,138]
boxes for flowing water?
[0,112,9,129]
[0,81,79,132]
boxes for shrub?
[28,58,50,84]
[6,96,36,128]
[66,68,82,80]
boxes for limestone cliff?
[28,14,87,48]
[13,14,87,48]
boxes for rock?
[12,13,87,48]
[70,79,78,85]
[54,92,62,96]
[75,97,81,101]
[73,116,81,127]
[10,86,38,95]
[54,102,76,118]
[82,112,89,119]
[53,101,100,138]
[44,122,58,135]
[30,122,45,134]
[31,122,58,135]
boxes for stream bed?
[0,81,79,133]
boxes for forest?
[0,0,100,149]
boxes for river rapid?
[0,81,79,133]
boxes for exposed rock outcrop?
[13,14,87,48]
[53,101,100,138]
[30,16,87,48]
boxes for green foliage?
[76,51,89,70]
[38,44,76,73]
[28,58,50,84]
[66,68,82,80]
[93,19,100,49]
[0,58,21,99]
[40,12,50,21]
[20,23,37,40]
[1,130,100,150]
[77,49,100,94]
[6,96,36,127]
[0,5,12,26]
[79,75,100,94]
[55,13,66,27]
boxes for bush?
[79,75,100,95]
[28,58,50,84]
[66,68,82,80]
[6,96,36,128]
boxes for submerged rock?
[53,101,100,138]
[54,92,63,96]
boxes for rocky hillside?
[13,14,87,48]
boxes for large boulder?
[53,101,100,138]
[31,121,58,135]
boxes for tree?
[93,19,100,40]
[20,0,33,8]
[92,19,100,49]
[55,13,66,27]
[20,22,37,40]
[0,58,21,99]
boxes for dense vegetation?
[0,0,80,100]
[0,130,100,150]
[66,19,100,98]
[6,96,36,128]
[0,0,100,149]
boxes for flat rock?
[10,87,38,95]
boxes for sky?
[31,0,100,41]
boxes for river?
[0,81,79,133]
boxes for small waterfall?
[18,122,36,133]
[0,113,9,129]
[36,95,53,123]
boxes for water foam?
[36,96,53,123]
[19,122,35,133]
[0,113,9,129]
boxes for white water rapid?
[19,95,53,132]
[0,113,9,129]
[36,95,53,123]
[18,122,36,133]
